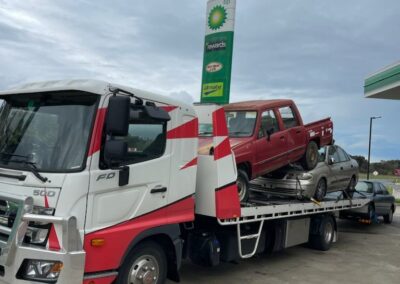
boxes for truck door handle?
[340,167,344,170]
[150,187,167,194]
[280,136,285,140]
[296,130,301,134]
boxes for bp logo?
[208,5,227,30]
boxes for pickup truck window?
[199,123,213,137]
[259,110,279,138]
[226,111,257,137]
[279,106,299,129]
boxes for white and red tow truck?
[0,80,369,284]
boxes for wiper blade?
[0,152,48,183]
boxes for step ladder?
[236,220,264,258]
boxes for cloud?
[0,0,399,160]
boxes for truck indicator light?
[91,238,106,247]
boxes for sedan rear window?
[355,182,373,193]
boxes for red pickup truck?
[198,100,333,202]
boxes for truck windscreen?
[0,91,98,172]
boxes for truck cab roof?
[0,79,192,110]
[224,99,294,111]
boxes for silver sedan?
[253,145,359,201]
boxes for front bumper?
[0,192,85,284]
[251,177,316,198]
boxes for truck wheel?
[117,241,167,284]
[384,208,393,224]
[309,215,335,251]
[301,141,319,170]
[237,169,250,203]
[313,179,327,201]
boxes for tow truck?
[0,80,369,284]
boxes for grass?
[359,173,400,183]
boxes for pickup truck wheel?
[313,179,327,201]
[117,241,167,284]
[237,169,250,203]
[302,141,319,170]
[384,209,393,224]
[309,215,335,251]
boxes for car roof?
[223,99,294,111]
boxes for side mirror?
[104,140,127,165]
[106,96,130,136]
[328,157,335,165]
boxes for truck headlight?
[24,206,55,246]
[297,173,313,180]
[18,259,63,283]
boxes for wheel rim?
[128,255,160,284]
[308,143,318,166]
[315,180,326,200]
[237,178,247,201]
[349,178,356,190]
[324,221,333,244]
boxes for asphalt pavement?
[171,211,400,284]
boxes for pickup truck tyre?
[384,208,394,224]
[309,215,335,251]
[117,241,167,284]
[237,169,250,203]
[313,179,327,201]
[301,141,319,170]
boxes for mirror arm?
[109,87,144,105]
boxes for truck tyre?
[237,169,250,203]
[384,208,394,224]
[301,141,319,170]
[309,215,335,251]
[313,179,327,201]
[117,241,167,284]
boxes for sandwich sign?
[200,0,236,104]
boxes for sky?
[0,0,399,161]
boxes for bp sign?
[200,0,236,104]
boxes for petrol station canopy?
[364,61,400,100]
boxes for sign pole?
[200,0,236,105]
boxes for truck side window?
[279,106,299,129]
[259,110,279,138]
[125,122,166,164]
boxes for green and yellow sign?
[201,0,236,104]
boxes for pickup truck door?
[254,109,288,174]
[278,106,307,162]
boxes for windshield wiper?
[0,152,48,183]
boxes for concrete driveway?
[172,211,400,284]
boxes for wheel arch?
[119,224,182,282]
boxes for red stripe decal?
[84,196,194,273]
[213,137,231,160]
[88,108,107,156]
[160,105,178,112]
[167,118,198,139]
[215,184,241,219]
[180,157,198,170]
[48,225,61,251]
[44,195,49,208]
[212,108,228,137]
[83,275,116,284]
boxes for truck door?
[86,98,171,232]
[278,106,307,162]
[254,109,288,174]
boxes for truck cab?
[0,80,198,283]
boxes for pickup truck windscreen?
[0,91,98,172]
[225,111,257,137]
